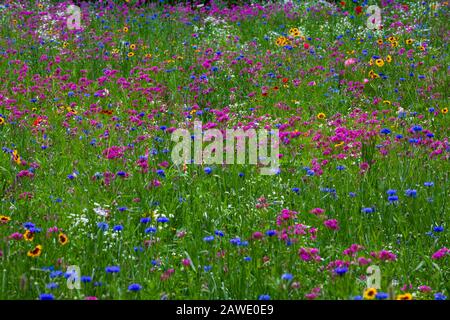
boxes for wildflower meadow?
[0,0,449,301]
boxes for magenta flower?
[431,247,449,260]
[309,208,325,215]
[102,146,125,159]
[324,219,339,231]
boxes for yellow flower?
[364,288,377,300]
[127,52,135,57]
[145,53,152,59]
[123,26,129,33]
[130,44,136,50]
[27,245,42,258]
[442,108,448,114]
[24,230,34,242]
[369,58,374,66]
[112,48,119,54]
[12,150,21,165]
[383,100,391,105]
[275,36,289,47]
[368,70,379,79]
[396,293,413,300]
[375,59,384,67]
[391,41,399,48]
[334,141,344,148]
[0,215,11,224]
[38,3,44,9]
[62,42,69,49]
[406,39,413,45]
[418,45,425,51]
[317,113,326,120]
[289,28,301,37]
[386,55,392,63]
[0,117,5,125]
[58,233,69,245]
[377,39,383,45]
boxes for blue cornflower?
[433,226,444,233]
[388,195,399,202]
[156,169,165,177]
[23,222,35,230]
[238,240,249,247]
[244,256,252,261]
[387,189,397,196]
[117,171,127,177]
[424,182,434,187]
[46,283,59,290]
[266,230,277,237]
[128,283,142,292]
[140,217,151,224]
[145,227,157,234]
[113,225,123,232]
[435,293,447,300]
[215,230,224,237]
[380,128,391,134]
[405,189,417,198]
[292,187,300,193]
[353,295,363,300]
[81,276,92,283]
[157,217,169,223]
[336,165,346,171]
[362,207,375,213]
[335,266,348,276]
[376,292,389,300]
[203,235,214,242]
[204,265,212,272]
[97,222,109,231]
[281,273,293,281]
[105,266,120,273]
[258,294,271,300]
[39,293,54,300]
[204,167,212,174]
[49,271,63,279]
[230,237,241,245]
[118,206,127,212]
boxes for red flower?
[303,43,310,49]
[355,6,362,14]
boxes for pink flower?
[252,231,264,240]
[431,247,449,260]
[309,208,325,215]
[418,285,432,293]
[299,247,321,262]
[9,232,23,240]
[357,257,372,265]
[85,296,98,300]
[324,219,339,230]
[370,250,397,261]
[344,58,357,67]
[182,258,191,266]
[102,146,125,159]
